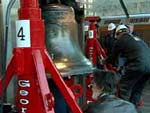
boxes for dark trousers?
[119,70,150,107]
[48,79,70,113]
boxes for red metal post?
[84,16,117,69]
[85,21,98,66]
[84,16,117,102]
[84,17,100,102]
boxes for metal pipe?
[119,0,130,20]
[0,0,16,113]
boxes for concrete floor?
[141,81,150,113]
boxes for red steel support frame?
[85,16,117,101]
[0,0,83,113]
[85,16,106,66]
[85,16,117,70]
[84,16,103,102]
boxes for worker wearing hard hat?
[108,23,116,40]
[102,23,116,55]
[115,24,129,36]
[104,24,150,111]
[108,23,116,31]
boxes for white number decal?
[89,30,94,39]
[17,27,25,40]
[16,20,31,47]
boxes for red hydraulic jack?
[85,16,117,70]
[84,16,102,102]
[0,0,82,113]
[84,16,117,101]
[85,16,104,67]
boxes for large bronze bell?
[42,4,93,76]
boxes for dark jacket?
[84,94,137,113]
[101,33,116,55]
[106,33,150,73]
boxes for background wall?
[83,0,150,16]
[0,0,19,104]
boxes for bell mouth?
[54,61,94,76]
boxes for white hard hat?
[116,24,128,33]
[108,23,116,31]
